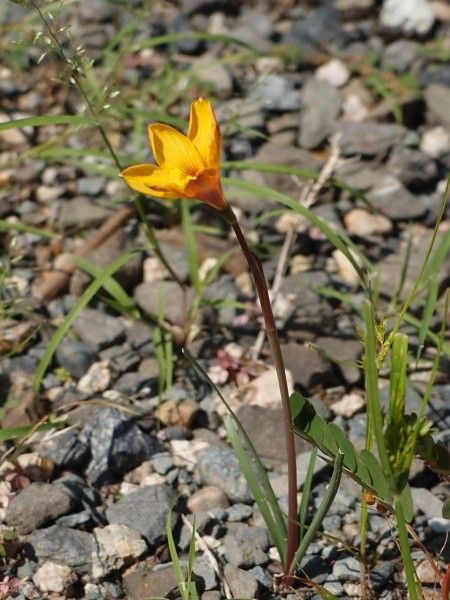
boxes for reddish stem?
[221,205,298,579]
[442,563,450,600]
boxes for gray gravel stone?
[134,280,195,326]
[285,6,345,51]
[366,176,426,221]
[226,503,254,522]
[222,523,270,567]
[77,176,106,196]
[281,342,335,390]
[372,561,395,590]
[337,121,406,156]
[382,40,419,73]
[5,483,76,534]
[250,74,300,112]
[56,339,96,379]
[38,429,90,470]
[84,408,161,486]
[424,85,450,128]
[198,446,251,503]
[299,79,341,149]
[223,563,259,599]
[28,525,95,574]
[332,555,360,582]
[58,197,113,230]
[105,484,175,546]
[73,308,125,352]
[386,145,438,190]
[193,554,218,591]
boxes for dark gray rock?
[56,339,96,379]
[236,405,309,469]
[223,522,269,567]
[382,40,419,73]
[123,564,178,600]
[105,484,175,545]
[336,121,406,156]
[198,446,251,503]
[73,308,125,352]
[201,274,240,326]
[27,525,94,574]
[224,564,259,598]
[84,408,160,486]
[250,74,300,112]
[284,6,345,51]
[301,555,329,584]
[366,176,426,220]
[281,342,336,390]
[315,337,362,385]
[299,79,341,149]
[134,280,194,326]
[5,483,77,534]
[38,429,90,470]
[372,561,395,590]
[248,565,272,589]
[58,197,113,231]
[386,145,438,190]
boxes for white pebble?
[316,59,350,88]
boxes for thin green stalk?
[221,204,298,579]
[394,497,419,600]
[292,451,344,571]
[359,416,372,565]
[298,448,317,545]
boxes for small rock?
[58,197,113,230]
[187,486,230,513]
[299,79,341,149]
[281,342,335,390]
[77,360,111,395]
[250,74,300,112]
[245,367,293,409]
[78,176,106,196]
[198,446,251,503]
[123,565,178,600]
[333,555,360,582]
[387,145,438,190]
[411,487,444,520]
[366,176,426,221]
[194,56,233,98]
[84,408,160,486]
[424,85,450,127]
[56,339,96,379]
[315,337,362,385]
[33,561,77,594]
[372,561,395,590]
[134,280,195,326]
[420,126,450,157]
[28,525,95,573]
[105,484,175,545]
[330,392,365,417]
[35,184,64,203]
[316,59,350,88]
[223,522,269,567]
[429,518,450,532]
[156,398,199,428]
[382,40,419,73]
[344,208,392,236]
[226,503,254,521]
[223,563,259,599]
[193,554,218,591]
[284,6,345,51]
[37,429,90,470]
[380,0,435,35]
[5,482,76,534]
[336,121,406,156]
[92,524,147,579]
[73,308,125,352]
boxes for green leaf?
[416,278,438,361]
[0,114,95,131]
[131,31,253,53]
[181,200,200,293]
[400,484,414,523]
[389,333,408,424]
[32,251,138,393]
[223,176,370,285]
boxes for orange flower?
[121,98,226,210]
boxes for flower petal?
[121,163,193,199]
[187,98,221,170]
[148,124,204,176]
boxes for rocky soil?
[0,0,450,599]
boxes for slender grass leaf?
[223,176,371,284]
[298,447,317,544]
[181,200,200,293]
[131,31,253,52]
[166,507,189,600]
[416,278,438,361]
[0,219,57,239]
[0,114,95,131]
[32,252,138,392]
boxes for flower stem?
[221,205,298,577]
[394,496,419,600]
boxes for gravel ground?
[0,0,450,598]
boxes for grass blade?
[166,506,189,600]
[416,278,439,361]
[298,447,317,545]
[0,114,95,131]
[32,251,138,393]
[181,200,200,293]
